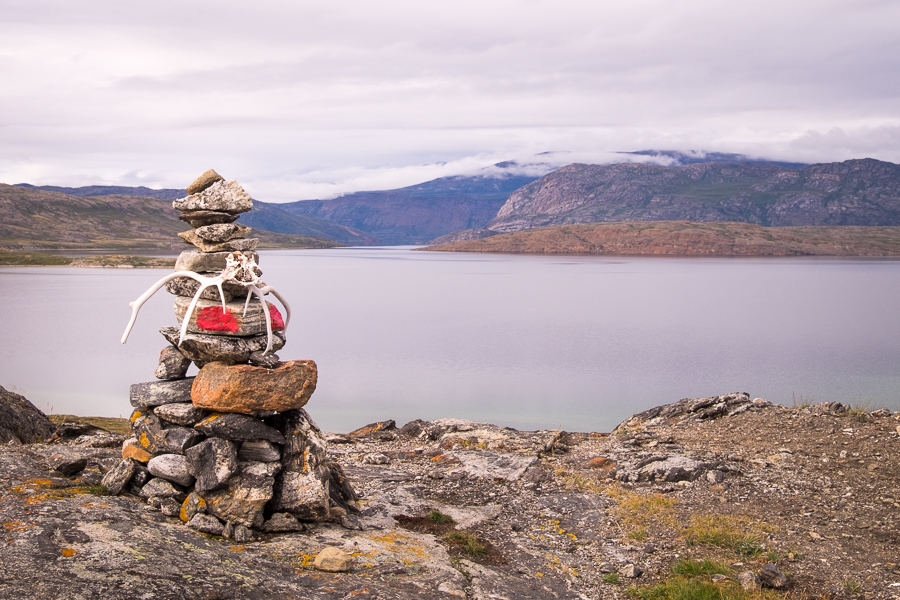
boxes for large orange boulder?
[191,360,317,413]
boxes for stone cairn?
[105,169,358,541]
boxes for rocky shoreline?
[1,387,898,600]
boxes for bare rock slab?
[173,179,252,214]
[130,378,195,409]
[191,361,317,414]
[185,438,238,492]
[159,327,285,367]
[173,296,284,337]
[194,413,286,445]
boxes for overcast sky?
[1,0,898,201]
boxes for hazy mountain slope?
[485,159,900,234]
[278,173,540,245]
[241,201,377,245]
[619,150,808,169]
[424,221,900,256]
[14,183,185,200]
[0,184,340,251]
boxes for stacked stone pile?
[106,170,358,541]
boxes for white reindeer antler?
[121,252,290,354]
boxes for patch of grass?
[427,510,451,524]
[683,515,772,558]
[671,559,731,577]
[0,249,72,266]
[616,492,678,530]
[69,255,176,268]
[603,573,620,584]
[791,392,815,409]
[49,415,131,436]
[843,579,863,595]
[445,531,486,556]
[556,468,605,493]
[79,484,108,496]
[627,528,648,541]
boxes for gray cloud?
[1,0,898,199]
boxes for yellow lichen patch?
[230,545,245,552]
[139,433,151,448]
[130,411,142,423]
[3,521,35,532]
[61,548,76,557]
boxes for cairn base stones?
[115,170,358,539]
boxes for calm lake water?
[1,247,898,433]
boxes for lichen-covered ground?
[2,396,898,599]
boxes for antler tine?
[256,285,291,331]
[178,276,225,346]
[122,271,213,344]
[248,285,274,353]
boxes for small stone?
[174,250,259,274]
[177,231,259,253]
[47,454,87,477]
[711,574,728,583]
[222,521,234,539]
[758,563,788,589]
[262,512,304,532]
[100,458,137,495]
[739,571,761,591]
[248,351,280,369]
[178,210,238,229]
[587,456,617,470]
[348,420,397,439]
[340,514,363,531]
[159,498,182,517]
[122,440,154,463]
[180,491,208,523]
[185,438,238,493]
[233,524,252,543]
[192,361,315,415]
[193,223,252,243]
[329,506,347,519]
[139,478,179,499]
[362,453,390,465]
[186,169,225,195]
[187,513,225,536]
[707,470,725,484]
[159,326,285,367]
[618,564,643,578]
[154,346,191,381]
[130,378,195,409]
[154,402,208,426]
[174,179,252,214]
[148,454,195,487]
[238,440,281,462]
[314,547,352,573]
[132,464,152,488]
[194,413,286,445]
[174,297,283,338]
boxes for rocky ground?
[1,393,898,599]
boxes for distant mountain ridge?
[618,150,808,169]
[434,158,900,242]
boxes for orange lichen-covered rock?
[122,442,153,464]
[191,361,317,414]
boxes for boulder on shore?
[0,385,55,444]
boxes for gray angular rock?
[193,223,252,242]
[758,563,788,588]
[177,231,259,253]
[130,378,195,409]
[132,412,203,455]
[174,249,259,274]
[238,440,281,462]
[148,454,195,487]
[178,210,238,228]
[270,409,358,520]
[0,385,56,444]
[738,571,761,591]
[165,276,236,302]
[159,327,285,367]
[187,513,225,535]
[101,458,137,495]
[173,179,252,214]
[132,464,152,488]
[159,498,182,517]
[139,477,180,499]
[233,524,253,543]
[262,512,304,532]
[194,413,286,445]
[47,454,87,477]
[204,461,281,528]
[185,169,224,195]
[154,346,191,380]
[185,438,238,493]
[618,564,643,578]
[180,491,208,523]
[154,402,208,426]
